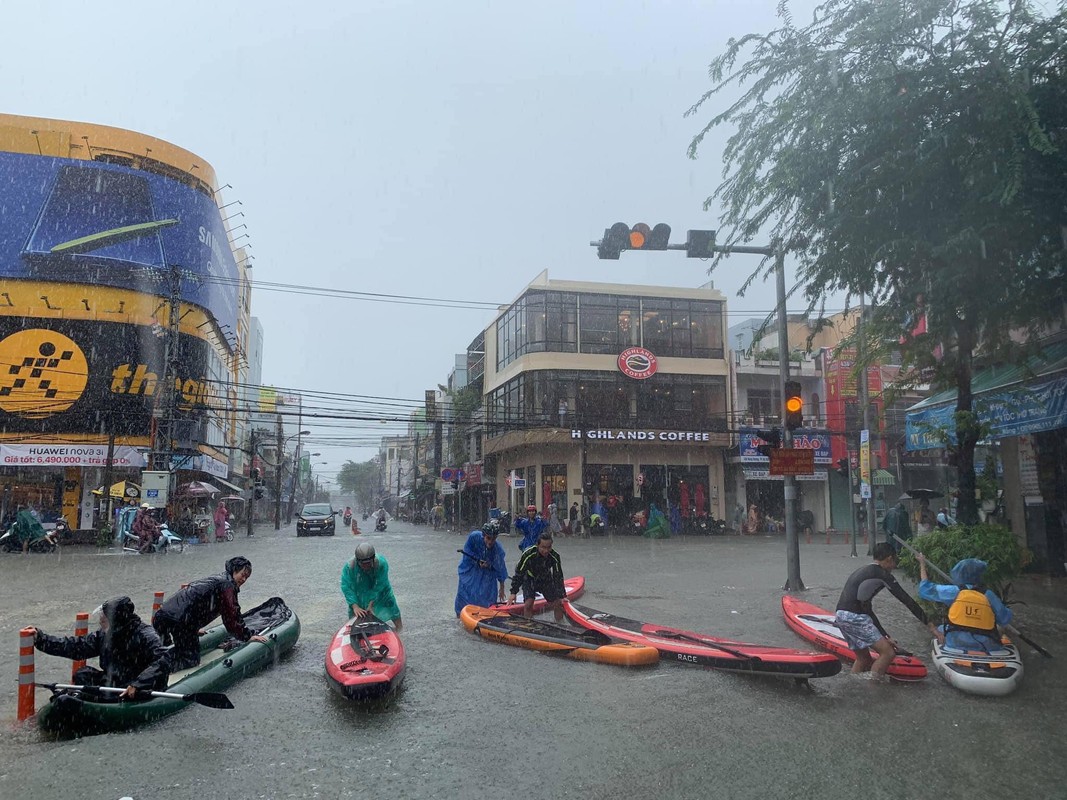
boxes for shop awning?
[872,469,896,486]
[906,340,1067,450]
[215,477,245,494]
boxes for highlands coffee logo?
[0,330,88,418]
[618,347,658,380]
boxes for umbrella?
[679,481,690,518]
[91,480,140,499]
[176,481,223,498]
[694,483,706,517]
[905,488,944,500]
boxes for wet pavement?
[2,523,1066,800]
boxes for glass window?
[579,294,618,354]
[641,299,671,354]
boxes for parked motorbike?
[0,524,57,553]
[375,518,387,532]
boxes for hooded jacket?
[154,573,252,641]
[34,597,169,690]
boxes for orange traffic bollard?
[18,627,35,722]
[351,520,361,536]
[152,591,165,614]
[71,612,90,681]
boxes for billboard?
[740,427,831,464]
[0,316,219,436]
[0,151,239,332]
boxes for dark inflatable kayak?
[781,596,927,681]
[564,601,841,679]
[460,605,659,666]
[37,597,300,736]
[325,618,405,701]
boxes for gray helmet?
[354,542,376,564]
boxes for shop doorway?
[583,464,634,528]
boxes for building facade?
[0,113,247,528]
[479,271,731,527]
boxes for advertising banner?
[0,151,239,332]
[860,429,871,499]
[0,316,219,436]
[740,428,831,464]
[0,443,145,468]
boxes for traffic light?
[686,229,717,258]
[254,485,264,500]
[835,458,849,477]
[755,428,782,459]
[250,467,261,482]
[784,380,803,431]
[597,222,672,258]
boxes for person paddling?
[835,543,943,680]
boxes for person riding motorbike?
[375,507,389,531]
[343,506,353,525]
[133,503,162,554]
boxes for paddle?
[457,549,492,566]
[36,682,234,709]
[652,630,759,661]
[889,533,1052,659]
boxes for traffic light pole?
[247,428,257,539]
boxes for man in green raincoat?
[341,542,402,632]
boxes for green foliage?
[897,523,1028,613]
[96,523,113,548]
[447,380,484,465]
[337,459,380,510]
[687,0,1067,528]
[976,458,999,501]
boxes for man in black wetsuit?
[835,543,944,680]
[508,532,566,622]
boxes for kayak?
[460,605,659,667]
[37,597,300,736]
[781,596,927,681]
[932,637,1023,697]
[490,575,584,615]
[325,617,405,701]
[564,601,841,679]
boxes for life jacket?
[946,587,998,638]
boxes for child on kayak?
[835,543,943,680]
[917,555,1013,653]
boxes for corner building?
[480,272,731,526]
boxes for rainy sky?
[1,0,821,470]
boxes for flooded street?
[2,525,1065,800]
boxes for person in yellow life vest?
[917,556,1013,653]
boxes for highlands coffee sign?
[571,429,714,442]
[617,347,658,380]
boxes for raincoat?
[643,503,670,539]
[918,558,1013,652]
[515,514,548,550]
[341,554,401,623]
[35,597,169,691]
[153,572,252,670]
[13,509,47,543]
[454,530,509,615]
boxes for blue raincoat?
[918,558,1013,652]
[515,515,548,551]
[455,531,509,616]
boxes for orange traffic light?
[629,223,650,249]
[784,381,803,431]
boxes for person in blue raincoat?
[917,555,1012,653]
[643,503,670,539]
[454,523,509,616]
[514,505,548,551]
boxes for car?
[296,503,337,537]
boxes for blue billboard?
[0,151,239,334]
[740,427,832,464]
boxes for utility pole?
[859,293,875,556]
[774,248,804,591]
[274,414,283,530]
[247,428,257,539]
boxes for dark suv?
[296,503,336,537]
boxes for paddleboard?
[325,618,405,701]
[460,605,658,667]
[932,637,1023,697]
[781,596,927,681]
[491,575,585,614]
[564,601,841,679]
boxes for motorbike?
[343,508,352,526]
[0,524,57,553]
[375,518,387,532]
[122,521,184,554]
[362,511,369,521]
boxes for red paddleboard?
[325,618,405,700]
[564,601,841,679]
[781,596,927,681]
[491,576,584,615]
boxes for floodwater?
[1,523,1065,800]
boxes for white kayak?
[932,637,1023,697]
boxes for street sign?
[441,467,466,481]
[512,478,526,489]
[769,449,815,476]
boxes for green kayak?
[37,597,300,737]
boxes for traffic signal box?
[784,381,803,431]
[755,428,782,459]
[598,222,672,259]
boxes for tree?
[337,458,380,511]
[688,0,1067,525]
[446,380,483,467]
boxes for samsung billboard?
[0,151,239,332]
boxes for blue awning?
[905,341,1067,450]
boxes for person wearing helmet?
[917,555,1013,653]
[514,504,547,552]
[152,557,268,670]
[454,523,509,616]
[341,542,402,632]
[133,502,161,554]
[27,596,169,700]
